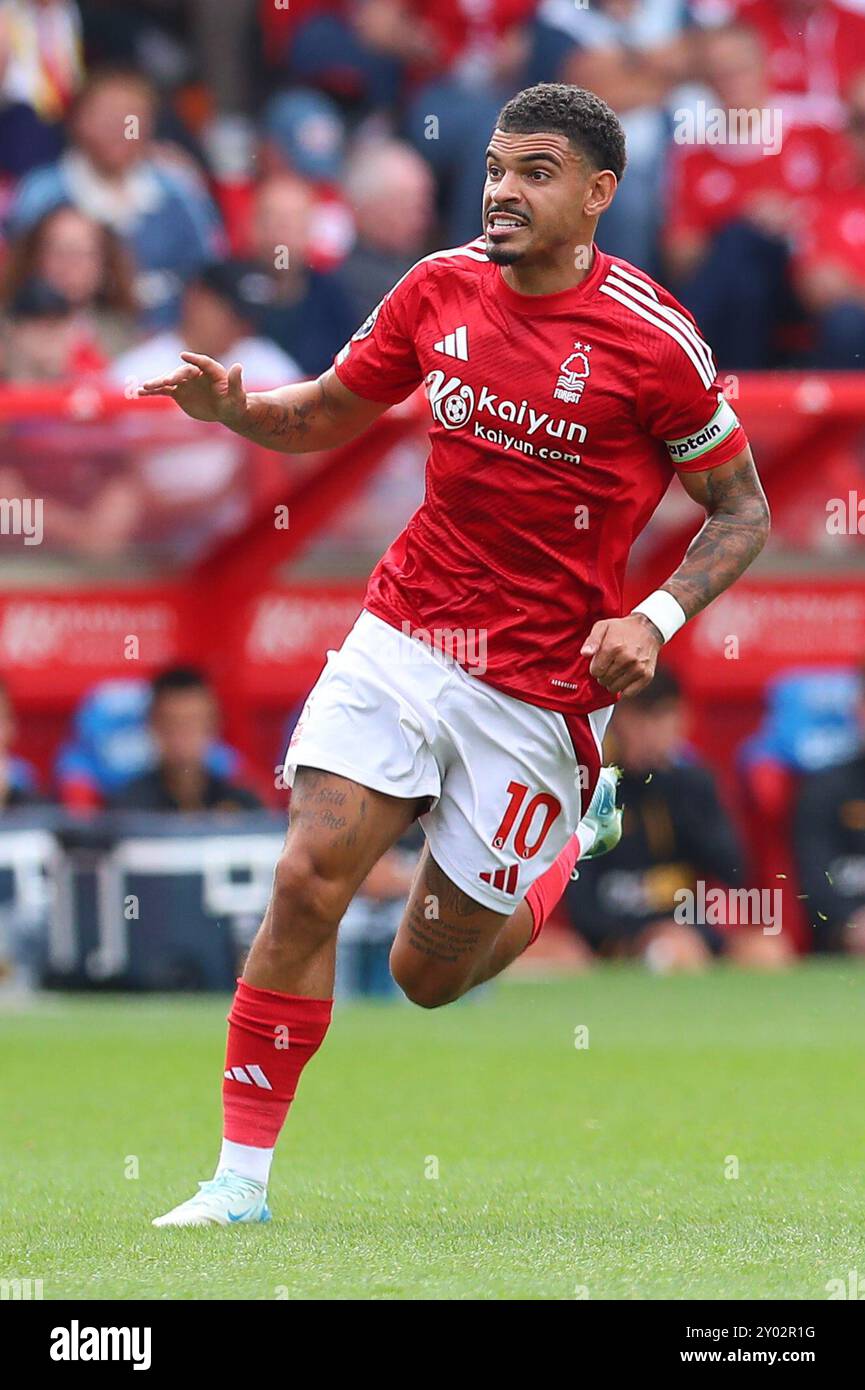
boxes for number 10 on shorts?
[492,781,562,859]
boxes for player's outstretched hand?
[138,352,247,427]
[581,614,663,698]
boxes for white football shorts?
[283,610,612,913]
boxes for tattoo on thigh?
[423,857,482,919]
[404,858,488,962]
[290,769,365,848]
[405,897,482,962]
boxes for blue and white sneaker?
[152,1171,271,1228]
[579,765,623,861]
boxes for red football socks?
[222,979,333,1149]
[525,835,581,946]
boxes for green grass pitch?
[1,964,864,1300]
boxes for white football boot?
[152,1170,271,1228]
[578,765,623,862]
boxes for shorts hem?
[285,744,440,804]
[423,832,516,916]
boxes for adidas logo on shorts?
[479,865,520,895]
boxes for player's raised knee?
[390,956,461,1010]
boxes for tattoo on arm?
[663,457,770,620]
[234,380,331,451]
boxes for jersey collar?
[490,244,608,314]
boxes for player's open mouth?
[486,214,528,238]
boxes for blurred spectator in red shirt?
[794,71,865,365]
[0,0,84,178]
[666,22,849,366]
[356,0,535,87]
[340,137,434,322]
[667,24,846,275]
[695,0,865,130]
[2,203,138,358]
[258,89,354,271]
[263,1,533,106]
[215,88,354,273]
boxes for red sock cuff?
[525,835,581,947]
[230,977,333,1028]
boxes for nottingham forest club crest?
[554,342,592,405]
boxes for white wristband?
[631,590,687,644]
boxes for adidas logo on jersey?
[434,325,469,361]
[479,864,520,895]
[224,1064,272,1089]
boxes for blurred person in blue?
[7,66,224,327]
[57,677,261,811]
[110,667,262,814]
[340,137,435,322]
[247,172,356,377]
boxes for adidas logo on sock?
[224,1064,272,1089]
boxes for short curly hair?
[496,83,627,181]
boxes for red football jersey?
[333,241,748,715]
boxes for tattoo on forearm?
[237,381,330,450]
[247,397,317,446]
[664,460,770,619]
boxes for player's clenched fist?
[138,352,248,427]
[581,614,663,698]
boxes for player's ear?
[584,170,618,219]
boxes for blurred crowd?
[3,658,865,968]
[2,1,865,986]
[1,0,865,380]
